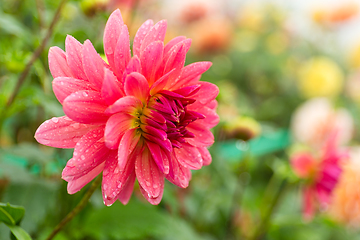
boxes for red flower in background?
[35,9,219,205]
[291,134,348,219]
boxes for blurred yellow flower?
[312,2,359,25]
[297,57,344,98]
[237,4,265,32]
[348,42,360,69]
[330,159,360,227]
[265,31,289,55]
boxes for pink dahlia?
[290,134,348,219]
[35,9,219,205]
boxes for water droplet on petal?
[83,92,88,97]
[51,117,59,123]
[81,155,85,160]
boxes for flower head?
[35,9,219,205]
[290,135,348,219]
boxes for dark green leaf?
[0,203,25,225]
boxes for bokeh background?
[2,0,360,239]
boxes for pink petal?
[198,147,212,166]
[139,183,164,205]
[117,170,136,205]
[105,96,142,114]
[135,146,164,198]
[149,69,175,95]
[166,151,191,188]
[103,9,124,72]
[65,35,87,80]
[52,77,95,104]
[189,82,219,107]
[48,47,73,78]
[140,20,167,53]
[174,143,203,170]
[146,141,170,174]
[118,128,141,170]
[161,42,188,83]
[104,113,134,149]
[35,116,97,148]
[133,19,154,57]
[83,40,105,90]
[164,36,186,55]
[114,25,131,77]
[102,146,137,206]
[168,62,212,90]
[62,127,109,181]
[186,122,214,147]
[66,162,105,194]
[188,106,219,128]
[101,68,124,105]
[124,72,150,102]
[63,90,108,124]
[140,41,164,86]
[123,56,142,78]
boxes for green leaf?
[0,203,25,225]
[218,129,291,162]
[5,224,32,240]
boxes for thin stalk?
[46,176,102,240]
[5,0,67,109]
[249,176,286,240]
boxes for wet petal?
[63,90,108,124]
[135,147,164,198]
[140,20,167,53]
[101,68,124,105]
[133,19,154,57]
[105,96,142,114]
[146,141,170,174]
[186,122,214,147]
[65,35,87,80]
[117,170,136,205]
[48,47,73,78]
[83,40,105,90]
[114,25,131,77]
[124,72,150,102]
[140,41,164,85]
[139,183,164,205]
[53,77,95,104]
[118,128,141,170]
[174,143,203,170]
[198,147,212,166]
[104,113,134,149]
[166,151,191,188]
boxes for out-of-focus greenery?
[1,0,360,240]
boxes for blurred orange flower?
[313,2,359,25]
[330,158,360,227]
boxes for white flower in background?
[291,98,354,147]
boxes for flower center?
[134,91,204,148]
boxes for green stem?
[249,176,286,240]
[5,0,67,109]
[45,176,102,240]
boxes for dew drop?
[82,92,88,97]
[145,181,150,187]
[114,168,119,174]
[51,117,59,123]
[81,155,85,160]
[73,123,80,129]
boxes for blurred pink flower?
[35,9,219,205]
[291,135,348,219]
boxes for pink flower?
[35,9,219,206]
[290,134,348,219]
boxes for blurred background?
[2,0,360,239]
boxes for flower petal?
[133,19,154,57]
[166,151,191,188]
[186,122,214,147]
[114,25,131,77]
[66,162,105,194]
[102,146,136,206]
[52,77,95,104]
[168,61,212,90]
[189,82,219,108]
[118,128,140,170]
[65,35,87,80]
[146,141,170,174]
[48,47,73,78]
[101,68,124,105]
[104,113,134,149]
[62,127,108,181]
[105,96,142,114]
[63,90,108,124]
[123,56,142,78]
[139,183,164,205]
[83,40,105,90]
[35,116,97,148]
[174,143,203,170]
[140,41,164,85]
[135,146,164,198]
[103,9,124,72]
[198,147,212,166]
[164,36,186,55]
[149,69,175,96]
[117,170,136,205]
[140,20,167,53]
[124,72,150,102]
